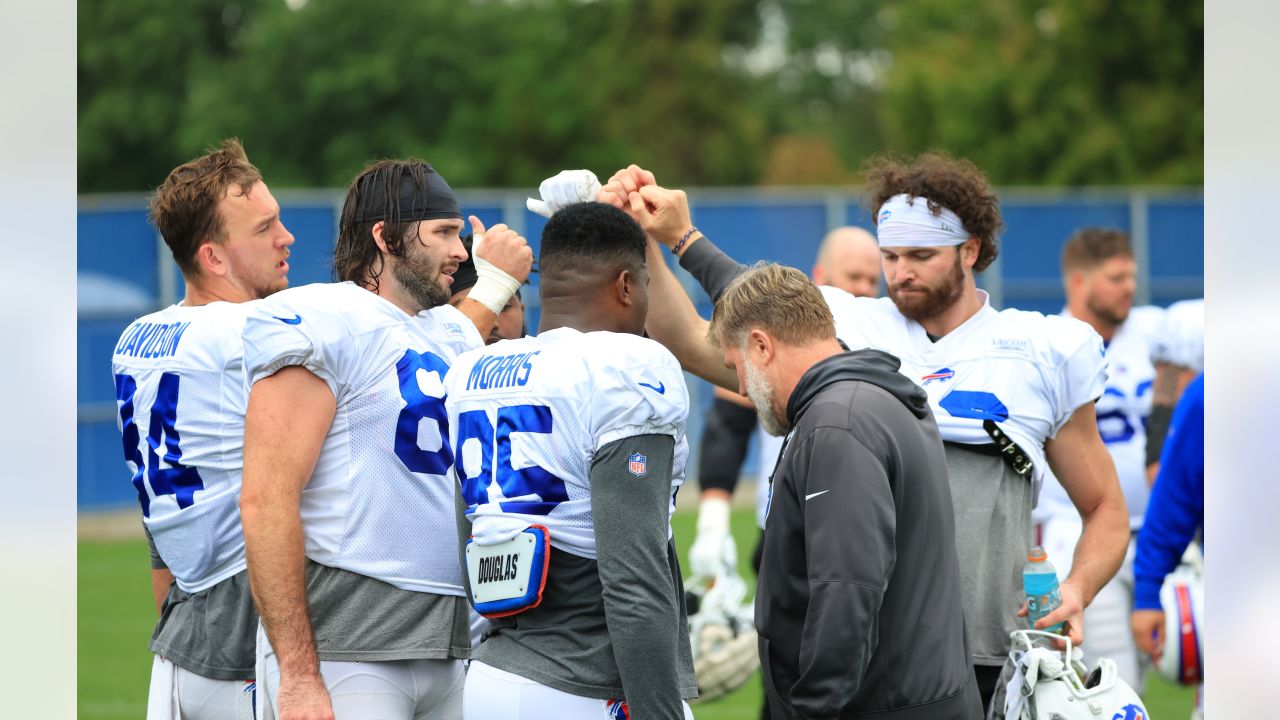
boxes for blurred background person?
[1036,228,1166,691]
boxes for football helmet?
[1156,561,1203,686]
[686,571,758,702]
[1001,630,1149,720]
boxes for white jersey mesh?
[444,328,690,560]
[820,287,1108,502]
[111,301,256,593]
[1151,298,1203,373]
[1037,306,1164,527]
[242,282,483,594]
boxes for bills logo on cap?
[627,453,647,477]
[921,368,955,386]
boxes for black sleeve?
[144,523,167,570]
[1145,403,1174,467]
[696,397,759,494]
[677,235,751,302]
[787,427,896,718]
[591,433,687,720]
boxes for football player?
[599,155,1130,712]
[1035,228,1166,689]
[239,159,531,720]
[112,139,292,719]
[445,201,697,720]
[1146,298,1203,482]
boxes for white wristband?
[467,235,522,315]
[696,496,731,535]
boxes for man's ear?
[1066,269,1087,296]
[961,237,981,269]
[615,269,634,306]
[371,221,389,254]
[747,328,774,365]
[194,241,228,278]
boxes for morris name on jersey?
[445,327,690,561]
[466,351,540,391]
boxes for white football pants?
[147,655,256,720]
[464,661,694,720]
[255,623,464,719]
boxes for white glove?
[690,569,758,702]
[687,497,738,592]
[526,169,602,218]
[691,618,759,702]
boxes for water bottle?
[1023,546,1065,634]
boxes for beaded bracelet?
[672,226,699,255]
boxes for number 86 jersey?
[444,328,690,560]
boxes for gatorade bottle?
[1024,546,1065,634]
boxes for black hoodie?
[756,349,982,720]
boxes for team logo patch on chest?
[628,452,648,477]
[921,367,955,385]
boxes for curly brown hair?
[148,138,262,277]
[864,152,1003,272]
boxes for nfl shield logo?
[627,453,647,477]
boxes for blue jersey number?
[394,349,454,475]
[1096,381,1153,445]
[114,372,205,517]
[456,404,568,515]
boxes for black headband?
[352,164,461,224]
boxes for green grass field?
[78,508,1196,719]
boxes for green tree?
[78,0,267,192]
[874,0,1203,184]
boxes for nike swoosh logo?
[805,490,830,501]
[638,381,665,395]
[272,314,303,325]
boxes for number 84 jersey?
[444,328,690,560]
[112,301,255,593]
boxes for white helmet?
[686,572,758,702]
[1156,562,1204,686]
[1003,630,1149,720]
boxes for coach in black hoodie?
[707,262,981,720]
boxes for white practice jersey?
[112,302,256,593]
[242,282,483,594]
[1037,306,1164,528]
[821,287,1107,501]
[1151,298,1204,373]
[444,328,690,559]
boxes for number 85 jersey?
[444,328,690,559]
